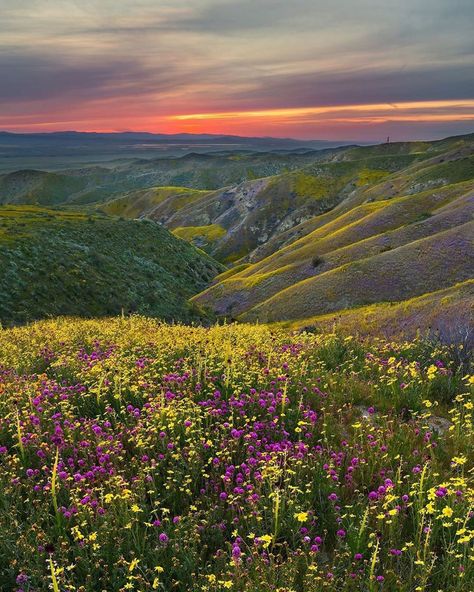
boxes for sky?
[0,0,473,140]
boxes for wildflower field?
[0,317,472,591]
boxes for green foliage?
[0,206,224,325]
[101,186,210,219]
[292,173,331,199]
[356,168,390,186]
[172,224,227,247]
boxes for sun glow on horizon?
[2,100,472,141]
[170,100,474,122]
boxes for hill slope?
[194,176,473,312]
[278,280,474,340]
[192,137,474,330]
[0,206,223,325]
[243,222,473,320]
[101,150,436,262]
[2,134,473,268]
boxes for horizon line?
[1,129,473,145]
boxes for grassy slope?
[0,206,224,325]
[99,186,211,219]
[241,222,473,323]
[172,224,227,253]
[1,134,473,333]
[0,170,88,205]
[247,181,472,276]
[194,183,473,316]
[5,135,471,266]
[193,138,474,327]
[277,280,474,339]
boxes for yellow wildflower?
[294,511,309,522]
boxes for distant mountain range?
[0,131,362,172]
[0,130,356,145]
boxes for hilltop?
[0,206,223,325]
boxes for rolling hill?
[96,133,473,264]
[0,132,473,335]
[100,147,442,262]
[191,135,474,334]
[0,206,223,325]
[0,149,342,206]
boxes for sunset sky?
[1,0,473,140]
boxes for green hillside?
[197,221,473,323]
[100,186,211,219]
[194,181,473,314]
[0,169,88,205]
[98,135,473,266]
[248,221,473,319]
[0,206,223,325]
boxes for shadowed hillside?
[249,139,474,261]
[0,206,223,325]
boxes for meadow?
[0,317,472,591]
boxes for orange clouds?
[168,100,474,129]
[1,100,473,141]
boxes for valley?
[1,131,471,337]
